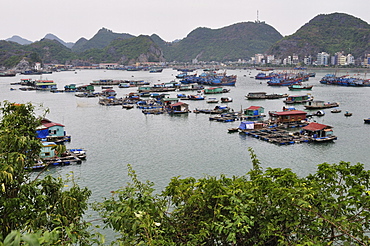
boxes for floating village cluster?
[9,68,370,169]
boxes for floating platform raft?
[239,128,311,145]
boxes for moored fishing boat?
[304,100,339,109]
[246,92,288,100]
[267,77,302,86]
[288,84,313,90]
[320,74,370,87]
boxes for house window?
[49,129,57,135]
[45,152,50,156]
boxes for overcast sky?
[2,0,369,43]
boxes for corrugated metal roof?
[247,106,263,110]
[272,110,307,116]
[43,122,65,128]
[302,122,331,131]
[171,102,187,107]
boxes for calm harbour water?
[1,68,370,233]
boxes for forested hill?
[1,13,370,68]
[158,22,283,62]
[78,35,165,64]
[72,28,135,53]
[268,13,370,59]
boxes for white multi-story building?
[254,54,265,64]
[292,55,299,65]
[347,54,355,65]
[303,56,312,65]
[317,52,330,65]
[266,55,274,64]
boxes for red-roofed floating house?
[302,122,337,142]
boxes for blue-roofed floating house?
[36,119,71,143]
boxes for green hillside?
[28,39,78,64]
[268,13,370,58]
[159,22,283,62]
[79,35,164,64]
[72,28,134,53]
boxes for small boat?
[364,118,370,124]
[313,110,325,116]
[206,97,219,103]
[331,108,341,113]
[344,111,352,117]
[228,127,239,133]
[177,93,187,98]
[221,97,233,103]
[122,104,134,109]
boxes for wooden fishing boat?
[221,97,233,103]
[304,101,339,109]
[122,104,134,109]
[344,111,352,117]
[206,97,219,103]
[246,92,288,100]
[331,108,341,113]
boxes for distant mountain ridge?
[268,13,370,59]
[6,35,33,45]
[43,33,74,49]
[71,27,135,53]
[1,12,370,68]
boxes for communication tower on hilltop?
[256,10,261,23]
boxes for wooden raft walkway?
[239,128,311,145]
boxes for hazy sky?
[2,0,369,43]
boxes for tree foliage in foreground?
[95,151,370,245]
[1,100,370,245]
[0,101,101,245]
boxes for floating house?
[40,142,57,158]
[36,119,71,143]
[167,102,189,114]
[284,94,312,104]
[35,80,57,90]
[100,89,117,97]
[243,106,265,119]
[302,122,337,142]
[77,84,95,92]
[161,98,179,106]
[269,110,307,124]
[64,84,77,92]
